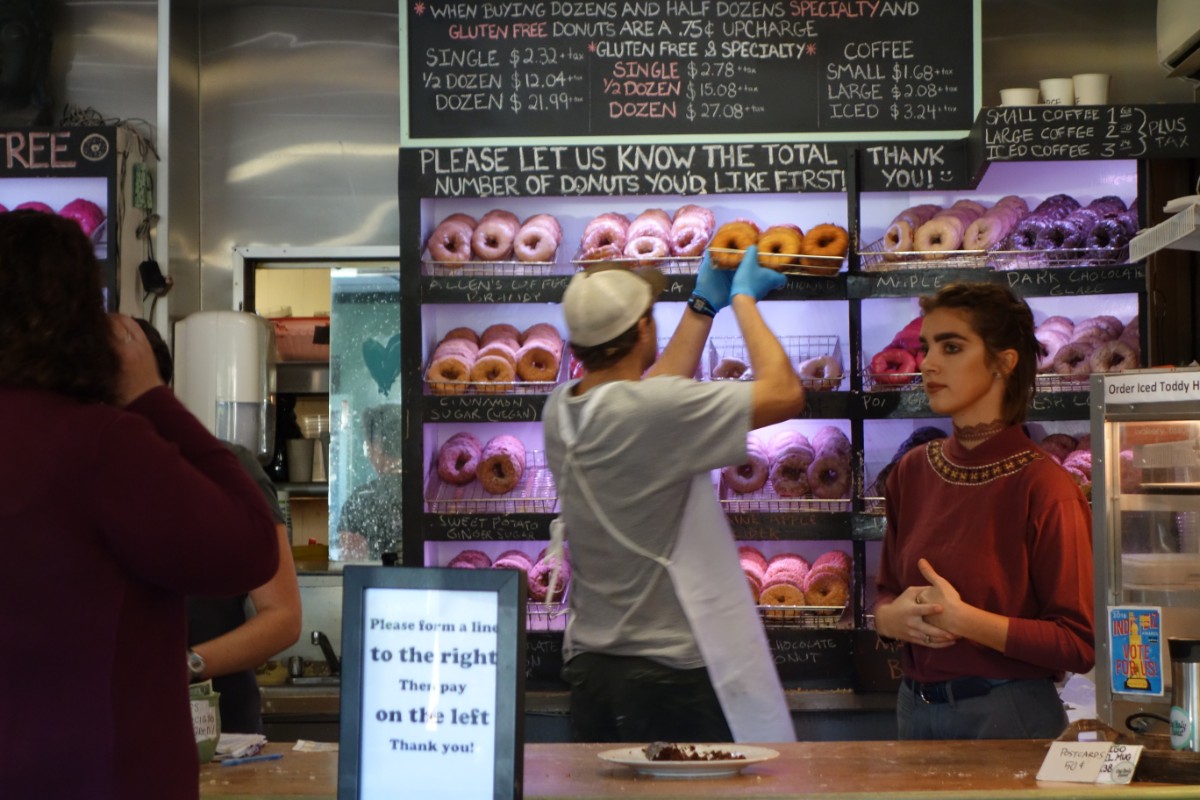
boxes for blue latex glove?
[689,251,734,317]
[731,245,787,300]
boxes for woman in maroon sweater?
[875,283,1094,740]
[0,211,279,798]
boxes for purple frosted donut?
[477,434,526,495]
[529,551,569,602]
[1039,433,1078,463]
[1088,195,1127,215]
[437,432,483,485]
[448,549,493,569]
[722,434,770,494]
[1037,218,1085,250]
[1032,194,1081,220]
[1010,217,1048,250]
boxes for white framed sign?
[338,566,526,800]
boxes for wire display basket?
[858,237,989,271]
[1035,372,1092,393]
[421,251,559,277]
[570,249,702,275]
[527,600,570,632]
[989,244,1130,271]
[718,472,852,514]
[757,603,847,629]
[425,449,557,514]
[861,350,923,392]
[708,246,844,277]
[424,347,566,396]
[708,335,845,391]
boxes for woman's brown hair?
[918,282,1039,426]
[0,210,119,404]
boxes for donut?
[801,223,849,267]
[798,355,843,391]
[745,572,763,599]
[738,545,768,573]
[1052,341,1095,377]
[758,582,805,608]
[1074,435,1091,453]
[579,243,623,262]
[443,327,480,345]
[962,213,1015,250]
[1089,195,1128,215]
[437,432,483,485]
[888,317,924,355]
[812,550,852,576]
[768,434,815,498]
[581,212,630,255]
[951,199,987,217]
[520,213,562,242]
[427,353,472,395]
[802,569,849,610]
[712,357,749,380]
[623,234,670,263]
[710,220,760,267]
[471,209,519,261]
[1090,340,1139,373]
[882,219,916,256]
[763,554,811,587]
[448,549,493,569]
[1040,315,1076,337]
[626,208,672,240]
[492,549,534,572]
[1039,433,1078,463]
[426,217,475,264]
[1089,315,1125,340]
[477,435,526,495]
[514,217,560,263]
[480,323,522,347]
[722,434,770,494]
[670,204,715,257]
[1071,319,1115,345]
[1033,194,1081,219]
[434,336,479,358]
[470,354,517,393]
[529,552,569,602]
[914,215,965,255]
[476,341,517,368]
[1010,217,1048,250]
[521,323,562,346]
[869,348,918,386]
[807,452,852,500]
[812,426,851,457]
[515,341,561,382]
[1063,450,1093,481]
[1035,328,1071,373]
[995,195,1030,216]
[757,224,804,269]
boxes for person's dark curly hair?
[918,282,1039,427]
[0,210,118,404]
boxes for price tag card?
[1036,742,1113,783]
[338,566,525,800]
[1096,744,1144,785]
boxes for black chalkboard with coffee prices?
[403,0,978,140]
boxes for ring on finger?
[924,634,931,644]
[914,594,924,605]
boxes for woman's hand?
[875,581,958,648]
[109,314,163,406]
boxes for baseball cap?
[562,263,667,347]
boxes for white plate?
[598,745,779,779]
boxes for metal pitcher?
[1170,638,1200,751]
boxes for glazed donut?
[579,243,623,262]
[470,354,517,393]
[882,219,916,255]
[712,357,749,380]
[443,327,480,346]
[670,204,715,257]
[758,224,804,269]
[962,213,1014,250]
[768,433,815,498]
[802,569,849,610]
[1052,341,1095,377]
[738,545,768,573]
[427,353,472,395]
[529,552,569,602]
[801,223,849,267]
[1035,328,1071,373]
[471,209,519,261]
[807,452,852,500]
[995,195,1030,216]
[812,426,851,457]
[426,217,475,264]
[951,199,987,217]
[722,434,770,494]
[758,582,805,608]
[914,215,965,256]
[514,217,560,262]
[1090,339,1139,373]
[515,341,561,382]
[710,220,760,267]
[1038,433,1078,463]
[581,213,630,255]
[798,355,843,391]
[869,348,918,386]
[623,234,670,262]
[626,208,672,241]
[477,435,526,495]
[1071,319,1115,345]
[480,323,522,347]
[437,432,483,485]
[1040,315,1076,337]
[672,203,715,231]
[520,213,562,242]
[448,549,493,569]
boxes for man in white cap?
[543,247,803,743]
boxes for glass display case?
[1091,368,1200,733]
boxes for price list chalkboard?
[980,103,1200,162]
[404,0,978,141]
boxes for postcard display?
[397,0,1194,693]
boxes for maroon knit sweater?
[0,386,278,800]
[877,425,1095,683]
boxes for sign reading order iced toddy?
[403,0,978,141]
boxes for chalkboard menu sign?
[978,103,1200,162]
[402,0,979,142]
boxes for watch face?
[188,650,206,675]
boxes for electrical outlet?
[132,163,153,211]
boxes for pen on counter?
[222,752,284,767]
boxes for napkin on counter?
[293,739,339,752]
[215,733,268,760]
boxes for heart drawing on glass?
[362,334,401,396]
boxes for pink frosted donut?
[433,338,479,361]
[471,210,519,261]
[529,552,569,602]
[738,545,768,573]
[478,435,526,495]
[448,549,492,569]
[1039,433,1078,463]
[807,452,852,499]
[722,434,769,494]
[480,323,522,348]
[812,550,852,576]
[427,217,475,263]
[764,553,811,585]
[515,341,560,382]
[492,550,533,572]
[443,327,479,345]
[522,323,562,347]
[670,225,712,257]
[1063,450,1093,481]
[15,201,53,214]
[626,208,672,241]
[673,203,715,230]
[1035,328,1071,372]
[623,235,669,262]
[437,432,483,485]
[521,213,562,242]
[59,198,107,236]
[581,212,630,254]
[798,356,843,391]
[962,214,1012,250]
[511,217,556,263]
[477,340,517,367]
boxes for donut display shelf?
[858,236,989,271]
[756,602,847,629]
[570,249,703,276]
[707,247,844,277]
[527,594,570,632]
[717,471,852,514]
[707,334,844,391]
[861,350,922,393]
[424,449,557,514]
[424,351,567,396]
[421,250,557,277]
[1035,372,1093,393]
[989,243,1130,271]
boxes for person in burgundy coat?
[0,211,279,799]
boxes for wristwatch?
[687,293,717,318]
[187,648,207,682]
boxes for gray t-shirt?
[543,375,753,669]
